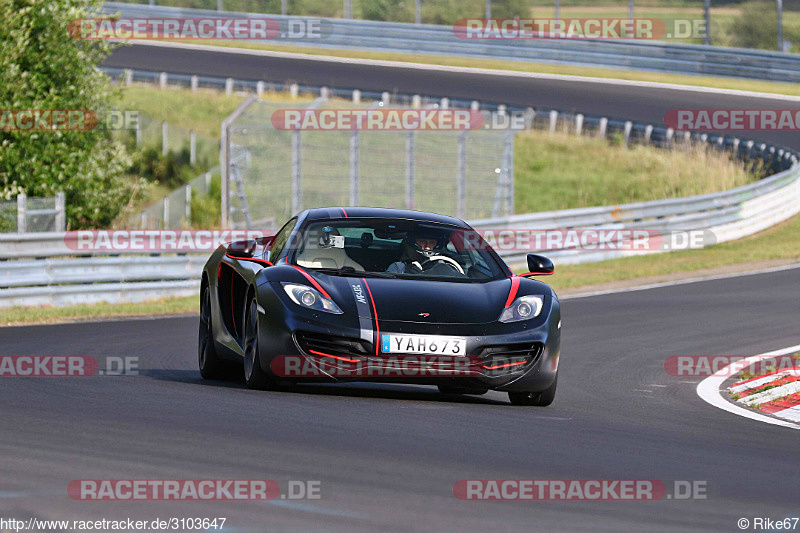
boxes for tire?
[243,297,272,390]
[508,375,557,406]
[199,285,225,379]
[437,384,489,396]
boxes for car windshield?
[290,218,506,282]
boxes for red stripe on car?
[290,265,332,299]
[504,276,520,308]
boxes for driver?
[386,229,448,273]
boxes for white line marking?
[696,344,800,430]
[124,40,800,102]
[561,263,800,300]
[773,404,800,422]
[730,369,800,393]
[740,381,800,406]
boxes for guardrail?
[103,2,800,83]
[0,248,204,308]
[472,162,800,267]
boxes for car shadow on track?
[138,368,510,405]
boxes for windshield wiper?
[312,267,396,278]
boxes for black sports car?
[198,207,561,406]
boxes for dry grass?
[515,130,756,212]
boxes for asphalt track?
[1,267,799,532]
[105,43,800,150]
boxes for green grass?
[117,86,246,139]
[0,296,197,327]
[117,85,315,139]
[538,212,800,292]
[514,130,755,212]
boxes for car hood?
[324,275,513,325]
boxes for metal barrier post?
[350,129,360,206]
[16,193,26,233]
[456,132,466,218]
[291,130,302,214]
[55,192,66,232]
[405,131,415,208]
[185,185,192,223]
[163,197,169,229]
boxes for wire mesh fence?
[0,194,65,233]
[128,119,221,229]
[138,167,221,229]
[224,96,513,229]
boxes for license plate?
[381,334,467,356]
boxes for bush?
[0,0,143,229]
[190,175,221,228]
[128,146,201,189]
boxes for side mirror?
[522,254,554,277]
[227,239,256,258]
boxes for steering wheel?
[419,255,465,275]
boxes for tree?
[0,0,139,228]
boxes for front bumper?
[257,290,561,393]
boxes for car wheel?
[243,297,272,390]
[199,285,225,379]
[437,384,489,395]
[508,374,557,406]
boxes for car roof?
[301,207,470,227]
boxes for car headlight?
[282,283,343,314]
[498,295,544,323]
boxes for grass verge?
[539,212,800,293]
[515,130,755,212]
[1,296,197,327]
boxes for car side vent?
[476,342,544,370]
[294,331,371,357]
